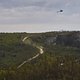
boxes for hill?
[0,32,80,67]
[0,33,39,67]
[0,31,80,80]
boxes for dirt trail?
[17,37,44,69]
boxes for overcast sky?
[0,0,80,32]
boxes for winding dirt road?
[17,36,44,69]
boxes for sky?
[0,0,80,32]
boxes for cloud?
[0,0,47,8]
[0,0,80,32]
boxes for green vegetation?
[0,54,80,80]
[0,31,80,80]
[0,33,39,67]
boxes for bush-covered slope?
[0,33,39,67]
[0,32,80,80]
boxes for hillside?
[0,31,80,80]
[0,33,39,67]
[0,32,80,67]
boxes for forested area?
[0,33,39,67]
[0,32,80,80]
[0,53,80,80]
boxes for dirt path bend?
[17,37,44,69]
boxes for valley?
[0,31,80,80]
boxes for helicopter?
[57,10,63,13]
